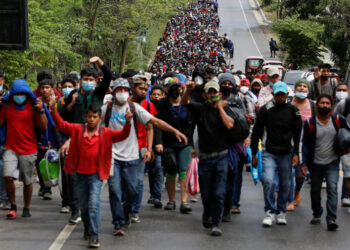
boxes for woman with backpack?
[287,79,315,211]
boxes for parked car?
[282,70,310,88]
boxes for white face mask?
[336,91,348,101]
[240,86,249,94]
[194,76,204,85]
[115,92,129,104]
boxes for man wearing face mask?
[334,83,348,106]
[251,81,302,227]
[69,56,112,124]
[301,94,350,231]
[156,77,197,213]
[218,73,245,109]
[258,67,294,108]
[182,80,234,236]
[102,78,187,235]
[310,63,338,100]
[0,80,48,219]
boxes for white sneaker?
[262,211,275,227]
[322,182,327,189]
[276,212,287,225]
[342,198,350,207]
[60,206,70,214]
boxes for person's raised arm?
[149,116,188,145]
[34,99,48,131]
[90,56,112,98]
[181,81,197,106]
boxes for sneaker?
[69,210,82,225]
[202,215,212,229]
[164,201,176,210]
[153,199,163,208]
[147,196,154,204]
[180,202,192,214]
[210,226,222,236]
[286,203,295,212]
[327,221,338,231]
[114,228,125,236]
[43,192,52,200]
[276,212,287,225]
[60,206,70,214]
[0,200,10,210]
[231,206,241,214]
[322,182,327,189]
[88,238,100,248]
[221,211,231,222]
[22,208,31,218]
[190,197,199,203]
[262,211,275,227]
[310,217,321,225]
[342,198,350,207]
[131,213,141,223]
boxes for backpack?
[224,101,250,144]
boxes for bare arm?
[149,116,188,145]
[34,100,48,131]
[181,81,197,106]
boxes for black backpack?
[224,101,250,144]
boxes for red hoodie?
[52,112,131,180]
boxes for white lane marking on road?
[238,0,263,57]
[48,224,77,250]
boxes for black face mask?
[220,86,232,96]
[169,88,180,99]
[252,88,260,94]
[321,75,329,81]
[317,107,331,116]
[151,99,159,106]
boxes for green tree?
[273,17,325,66]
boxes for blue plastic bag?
[247,147,264,185]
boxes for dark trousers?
[61,156,79,210]
[310,160,339,223]
[199,154,228,227]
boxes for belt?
[199,149,228,160]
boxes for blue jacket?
[0,80,57,147]
[301,114,349,167]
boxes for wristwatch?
[38,110,45,114]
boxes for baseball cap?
[267,67,280,77]
[240,78,250,86]
[204,81,220,93]
[164,77,181,88]
[110,78,130,92]
[273,81,288,94]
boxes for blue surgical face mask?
[13,95,27,105]
[82,81,95,92]
[295,91,308,99]
[62,87,74,98]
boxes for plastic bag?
[39,149,60,187]
[185,157,200,196]
[247,147,263,185]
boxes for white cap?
[267,67,280,77]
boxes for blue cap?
[273,81,288,94]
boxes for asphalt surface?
[2,1,350,249]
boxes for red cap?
[240,78,251,86]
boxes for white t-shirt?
[101,102,153,161]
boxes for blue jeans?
[198,153,228,227]
[341,178,348,199]
[75,173,102,240]
[108,159,139,228]
[147,154,164,200]
[261,151,292,213]
[0,145,8,201]
[310,160,339,223]
[131,150,145,213]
